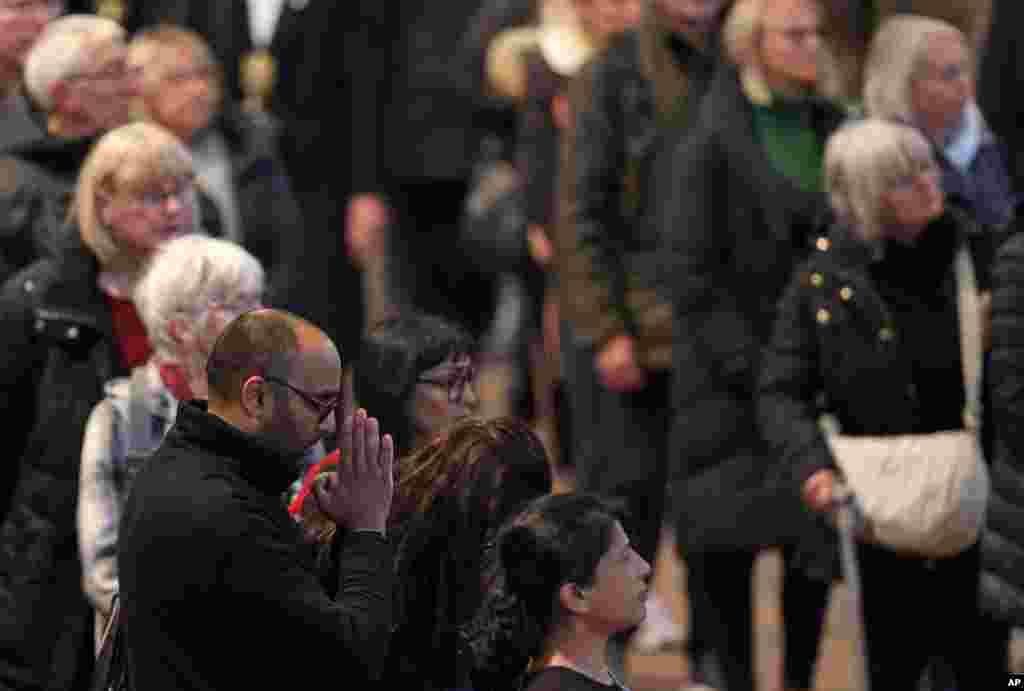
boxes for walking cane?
[832,482,870,691]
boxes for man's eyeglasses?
[417,367,477,404]
[264,376,341,423]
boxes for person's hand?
[314,409,394,534]
[527,224,553,266]
[595,334,646,392]
[802,469,838,513]
[345,194,390,270]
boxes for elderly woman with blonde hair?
[0,120,195,689]
[863,14,1015,231]
[660,0,845,687]
[759,118,995,688]
[77,233,264,643]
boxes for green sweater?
[751,98,824,194]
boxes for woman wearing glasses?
[354,311,479,458]
[78,233,264,644]
[863,14,1015,233]
[0,121,195,691]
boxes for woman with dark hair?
[289,416,553,691]
[354,311,479,457]
[467,492,651,691]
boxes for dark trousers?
[567,344,672,566]
[685,547,830,691]
[858,541,984,690]
[389,179,496,338]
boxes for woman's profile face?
[408,353,478,444]
[881,160,945,243]
[910,32,972,142]
[146,47,221,143]
[574,521,651,635]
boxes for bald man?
[119,309,395,691]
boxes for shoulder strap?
[956,243,983,429]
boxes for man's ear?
[558,582,590,616]
[240,375,267,419]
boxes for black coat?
[978,0,1024,197]
[0,229,127,691]
[985,230,1024,624]
[120,401,394,691]
[382,0,486,182]
[758,212,993,575]
[205,107,304,299]
[0,134,93,285]
[661,65,844,557]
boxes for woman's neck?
[97,267,142,300]
[536,627,613,685]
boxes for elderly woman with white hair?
[863,14,1016,232]
[78,233,263,642]
[660,0,844,687]
[758,118,995,688]
[0,13,141,284]
[0,120,194,690]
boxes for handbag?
[825,245,991,558]
[91,594,134,691]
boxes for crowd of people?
[0,0,1023,690]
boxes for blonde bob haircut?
[23,14,125,111]
[824,118,938,243]
[127,25,223,109]
[722,0,767,67]
[863,14,967,125]
[721,0,839,99]
[75,122,196,269]
[135,234,265,361]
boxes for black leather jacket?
[0,228,126,691]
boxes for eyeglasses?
[763,23,822,45]
[417,366,477,404]
[66,64,144,87]
[163,65,219,84]
[891,160,939,190]
[264,376,342,423]
[130,180,195,210]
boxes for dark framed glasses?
[264,376,341,422]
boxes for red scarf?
[107,296,152,370]
[158,363,194,401]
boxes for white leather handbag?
[825,245,991,558]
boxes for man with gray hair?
[0,13,139,283]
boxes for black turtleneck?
[169,399,303,497]
[869,215,966,433]
[120,400,394,691]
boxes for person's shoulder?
[131,439,241,522]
